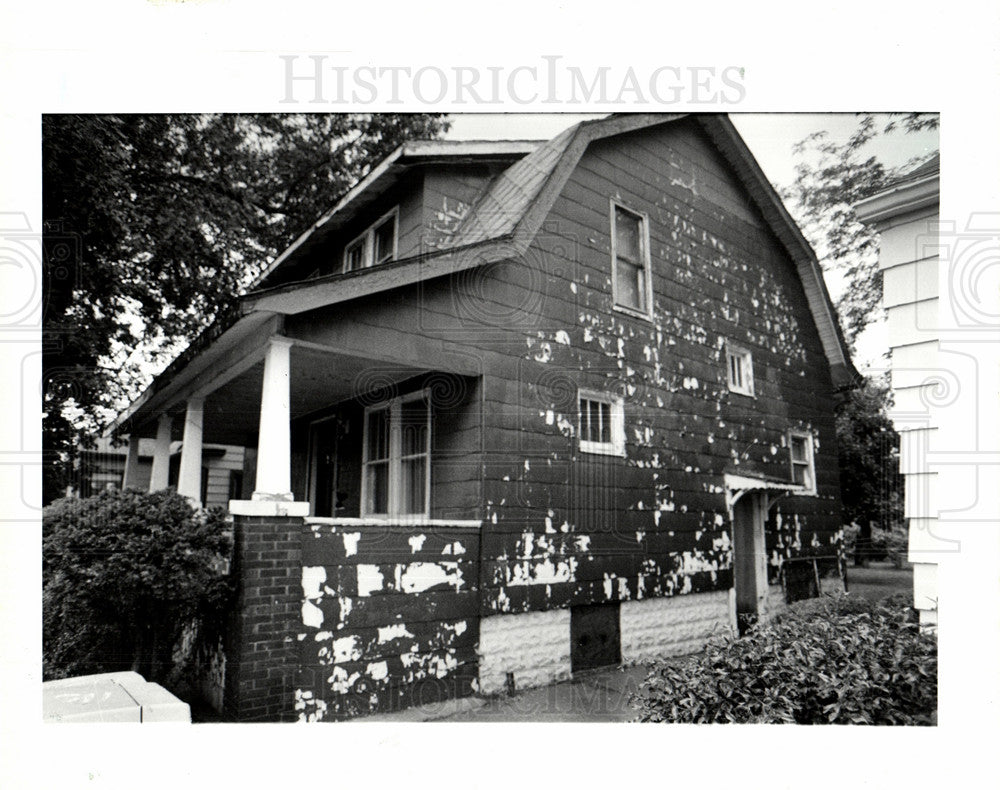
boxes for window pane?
[374,217,395,265]
[346,240,365,271]
[399,456,426,515]
[791,436,808,462]
[600,401,611,444]
[615,260,642,310]
[367,408,390,461]
[366,461,389,514]
[614,208,641,262]
[792,464,806,485]
[400,398,428,456]
[589,399,602,443]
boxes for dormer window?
[344,207,398,272]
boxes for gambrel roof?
[110,113,857,437]
[248,113,857,388]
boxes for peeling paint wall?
[475,118,843,625]
[295,520,481,721]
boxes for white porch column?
[149,413,173,492]
[121,434,142,490]
[177,398,204,506]
[253,337,293,500]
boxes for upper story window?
[578,389,626,457]
[362,390,431,518]
[610,201,653,318]
[789,431,816,494]
[726,344,755,396]
[344,207,398,273]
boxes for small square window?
[789,432,816,494]
[578,390,625,456]
[611,203,652,317]
[726,345,755,396]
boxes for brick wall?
[223,515,303,722]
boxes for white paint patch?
[545,409,554,425]
[302,566,327,599]
[342,532,361,557]
[408,534,427,554]
[377,623,414,643]
[554,330,571,345]
[302,600,324,629]
[333,634,362,663]
[356,564,385,597]
[396,562,464,593]
[534,342,552,363]
[367,661,389,681]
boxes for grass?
[845,560,913,603]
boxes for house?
[108,113,857,721]
[77,436,247,507]
[855,154,941,626]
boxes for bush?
[43,488,233,683]
[635,595,936,724]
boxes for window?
[578,389,625,456]
[726,344,755,396]
[789,432,816,493]
[343,208,398,272]
[362,391,431,518]
[610,202,652,317]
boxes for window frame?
[609,199,654,320]
[360,389,432,519]
[342,206,399,273]
[578,388,626,457]
[788,430,817,495]
[726,343,755,397]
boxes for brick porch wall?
[223,514,303,722]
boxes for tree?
[42,113,450,503]
[835,374,904,564]
[780,113,939,345]
[43,488,231,682]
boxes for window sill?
[304,516,482,528]
[612,303,653,322]
[579,442,626,458]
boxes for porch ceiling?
[199,345,432,446]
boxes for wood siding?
[282,118,844,623]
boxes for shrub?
[635,595,936,724]
[43,488,233,683]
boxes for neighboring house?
[855,154,941,626]
[109,113,857,721]
[77,436,247,509]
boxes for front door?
[733,493,766,634]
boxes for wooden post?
[177,398,204,506]
[149,413,173,492]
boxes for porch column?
[177,397,204,506]
[121,434,142,490]
[253,337,293,500]
[149,413,173,492]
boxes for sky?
[446,112,940,372]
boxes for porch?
[115,316,482,522]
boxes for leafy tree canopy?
[42,113,449,502]
[780,113,939,346]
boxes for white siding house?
[855,154,940,625]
